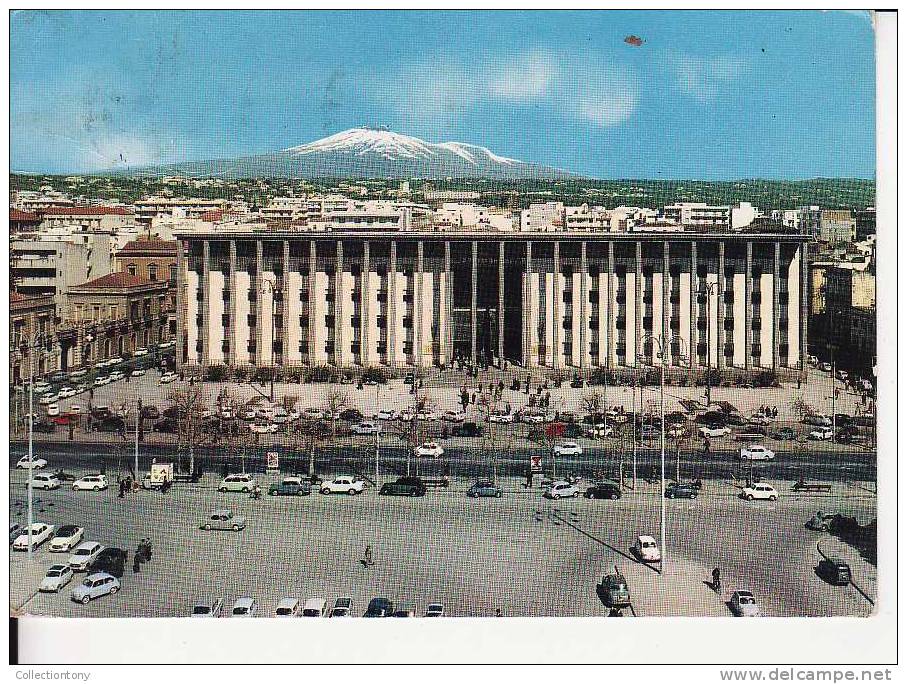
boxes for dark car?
[771,427,797,440]
[834,413,854,427]
[743,423,768,436]
[467,481,503,498]
[96,417,126,433]
[380,477,427,497]
[835,425,860,443]
[450,422,483,438]
[340,408,364,422]
[34,420,57,433]
[584,480,622,500]
[695,411,727,426]
[268,478,312,496]
[600,572,631,608]
[816,558,852,586]
[153,418,177,433]
[665,482,699,499]
[562,423,585,438]
[49,371,67,383]
[141,405,161,420]
[92,547,127,578]
[364,598,394,617]
[724,413,747,426]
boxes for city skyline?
[11,10,875,179]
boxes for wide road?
[10,439,877,483]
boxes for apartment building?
[661,203,730,230]
[10,292,60,384]
[177,230,809,378]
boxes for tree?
[581,390,604,418]
[168,386,208,474]
[322,389,349,438]
[791,398,817,421]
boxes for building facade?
[176,231,809,378]
[10,292,60,384]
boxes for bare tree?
[791,398,817,421]
[322,389,349,438]
[168,386,207,474]
[581,390,604,418]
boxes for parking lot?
[10,466,875,619]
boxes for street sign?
[266,451,279,473]
[530,455,543,473]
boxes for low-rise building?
[10,292,60,384]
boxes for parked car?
[302,598,327,617]
[91,547,127,578]
[741,482,779,501]
[275,598,300,617]
[12,523,54,551]
[29,472,61,490]
[467,480,503,498]
[159,372,179,384]
[130,369,146,377]
[340,408,364,422]
[190,599,224,618]
[392,606,416,617]
[330,597,353,617]
[443,410,467,422]
[415,442,444,458]
[153,417,177,433]
[96,416,126,433]
[553,441,583,456]
[451,422,484,437]
[70,572,120,604]
[632,535,661,563]
[93,376,110,388]
[364,598,394,618]
[320,475,366,495]
[40,564,75,593]
[218,474,257,493]
[488,411,515,424]
[133,347,149,357]
[665,482,699,499]
[808,427,833,441]
[544,481,579,499]
[416,410,441,422]
[816,558,852,586]
[699,425,731,438]
[424,602,445,617]
[200,510,247,531]
[268,476,312,496]
[68,541,104,571]
[729,590,761,617]
[249,422,278,434]
[584,423,613,439]
[231,598,258,618]
[584,480,622,500]
[351,421,381,435]
[739,445,775,461]
[771,427,797,440]
[50,525,85,552]
[374,409,398,421]
[72,474,109,491]
[16,456,48,469]
[9,523,22,545]
[802,414,832,427]
[600,572,631,608]
[380,477,427,497]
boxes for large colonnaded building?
[175,230,810,377]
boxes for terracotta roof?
[199,210,223,222]
[40,206,133,216]
[117,238,179,255]
[73,272,162,290]
[10,209,41,222]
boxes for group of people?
[133,538,153,573]
[756,405,779,418]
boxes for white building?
[661,203,730,230]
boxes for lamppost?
[260,280,283,402]
[703,282,723,407]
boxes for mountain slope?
[127,128,578,179]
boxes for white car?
[46,403,61,417]
[730,591,761,617]
[72,474,109,491]
[271,409,291,424]
[94,376,110,387]
[633,535,662,563]
[190,598,224,618]
[741,482,779,501]
[30,472,61,490]
[699,425,731,438]
[249,422,278,434]
[320,475,366,495]
[521,412,547,424]
[50,525,85,552]
[70,572,120,604]
[240,408,257,421]
[585,423,614,438]
[133,348,149,357]
[544,481,579,499]
[218,474,257,493]
[275,598,300,617]
[415,442,444,458]
[108,371,125,382]
[12,523,55,551]
[352,421,381,435]
[39,393,59,405]
[16,456,47,469]
[109,357,124,365]
[739,445,775,461]
[231,598,258,618]
[443,410,467,422]
[68,541,104,571]
[131,369,146,377]
[159,340,175,349]
[160,372,178,384]
[416,410,441,422]
[488,411,514,424]
[748,414,772,426]
[34,381,52,394]
[303,408,324,420]
[40,564,75,593]
[58,387,77,399]
[808,427,833,441]
[803,414,833,427]
[375,409,398,421]
[553,441,583,456]
[819,362,833,372]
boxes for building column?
[663,240,671,365]
[228,241,237,365]
[717,241,726,370]
[608,241,616,368]
[388,241,398,367]
[552,241,561,369]
[254,240,264,366]
[175,240,186,367]
[443,241,452,364]
[579,241,588,369]
[524,241,533,366]
[335,240,344,367]
[414,241,424,366]
[281,240,289,366]
[690,241,698,371]
[361,241,370,367]
[307,240,317,364]
[470,241,478,362]
[635,241,643,365]
[200,240,210,366]
[498,241,505,366]
[773,241,781,372]
[745,241,753,371]
[799,242,809,373]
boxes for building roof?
[116,238,179,257]
[10,209,41,222]
[199,210,224,222]
[71,272,164,291]
[39,206,133,216]
[10,291,55,311]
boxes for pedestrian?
[703,437,711,455]
[711,567,721,593]
[495,609,502,617]
[471,392,476,405]
[89,388,94,401]
[364,544,374,566]
[118,480,125,498]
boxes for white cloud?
[486,49,557,99]
[669,54,747,100]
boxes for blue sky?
[10,10,876,179]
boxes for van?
[302,598,326,617]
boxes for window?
[148,265,158,282]
[169,264,176,282]
[247,315,256,327]
[562,291,572,303]
[127,264,137,276]
[325,315,335,327]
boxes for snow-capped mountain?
[128,128,576,179]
